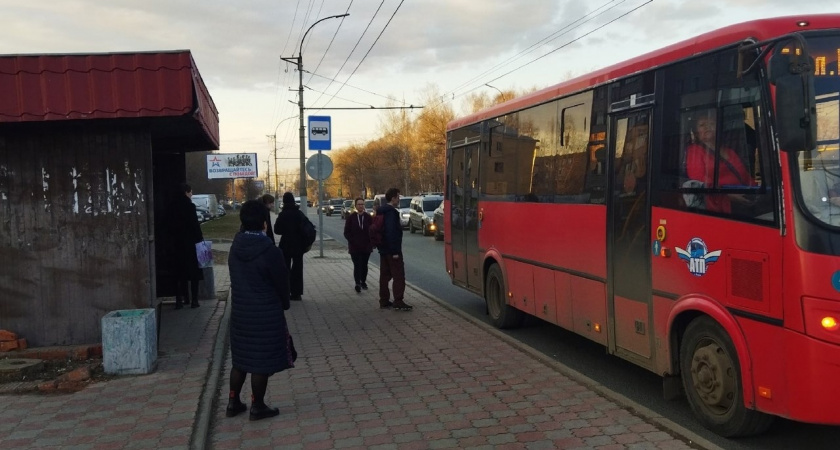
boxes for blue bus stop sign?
[308,115,331,150]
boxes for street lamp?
[267,114,299,207]
[485,83,507,102]
[282,13,349,215]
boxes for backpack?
[300,215,316,253]
[369,212,385,249]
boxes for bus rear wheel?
[679,316,773,437]
[485,264,523,329]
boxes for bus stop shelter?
[0,50,219,347]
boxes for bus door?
[608,109,655,369]
[448,140,482,292]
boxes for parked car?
[408,194,443,236]
[191,194,218,219]
[372,194,386,215]
[195,206,211,222]
[217,205,226,216]
[340,199,354,219]
[326,198,344,216]
[433,200,444,241]
[398,196,411,228]
[371,194,410,227]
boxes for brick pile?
[0,330,27,352]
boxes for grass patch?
[200,213,241,241]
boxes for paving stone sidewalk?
[208,240,715,450]
[0,236,718,450]
[0,265,230,450]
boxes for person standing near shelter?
[226,200,294,421]
[343,197,373,293]
[377,188,413,311]
[273,192,312,301]
[169,182,203,310]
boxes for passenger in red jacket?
[343,197,373,293]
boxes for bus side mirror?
[769,50,817,152]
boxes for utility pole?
[281,13,349,215]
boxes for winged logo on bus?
[675,237,721,277]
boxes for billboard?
[206,153,258,179]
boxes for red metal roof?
[0,50,219,149]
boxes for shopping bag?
[196,240,213,268]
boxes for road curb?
[191,290,232,450]
[405,281,724,450]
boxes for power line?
[316,0,405,111]
[307,0,386,110]
[305,1,353,85]
[484,1,652,87]
[444,0,626,97]
[431,0,651,109]
[303,70,403,104]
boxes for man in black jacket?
[377,187,413,311]
[273,192,313,300]
[227,200,294,421]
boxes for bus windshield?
[796,33,840,226]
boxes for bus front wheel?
[679,316,773,437]
[485,264,523,329]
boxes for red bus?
[444,15,840,437]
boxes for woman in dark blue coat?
[226,200,294,421]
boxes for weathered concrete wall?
[0,123,154,346]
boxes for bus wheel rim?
[690,342,736,415]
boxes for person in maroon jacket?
[343,197,373,293]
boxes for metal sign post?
[307,115,332,257]
[306,153,333,258]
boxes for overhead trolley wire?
[306,0,387,110]
[312,0,406,112]
[305,0,353,86]
[444,0,626,98]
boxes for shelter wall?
[0,123,154,346]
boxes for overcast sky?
[0,0,832,174]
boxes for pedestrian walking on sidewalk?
[167,182,203,309]
[227,200,295,421]
[376,188,413,311]
[343,197,373,293]
[273,192,313,301]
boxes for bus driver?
[685,110,753,213]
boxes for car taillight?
[802,296,840,345]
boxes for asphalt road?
[312,210,838,450]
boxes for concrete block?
[101,309,157,375]
[198,266,215,300]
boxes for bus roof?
[447,14,840,131]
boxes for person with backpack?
[343,197,373,293]
[273,192,315,301]
[374,188,413,311]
